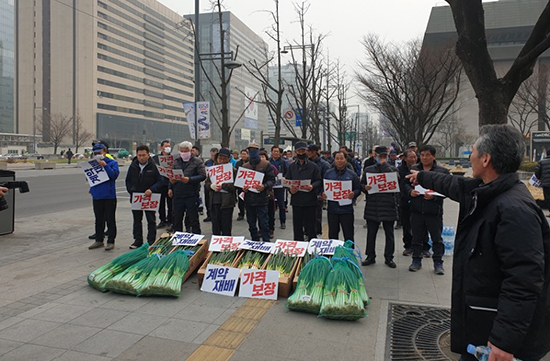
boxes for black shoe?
[409,260,422,272]
[237,215,244,221]
[166,227,173,233]
[129,241,143,250]
[402,248,413,256]
[434,263,445,275]
[203,217,211,222]
[156,222,166,229]
[105,243,115,251]
[385,260,396,268]
[280,223,286,229]
[361,258,376,266]
[88,233,96,240]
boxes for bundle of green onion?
[88,243,150,292]
[319,261,366,320]
[237,251,268,269]
[148,236,173,256]
[287,256,332,314]
[299,252,314,272]
[139,250,190,297]
[105,256,160,295]
[265,250,296,278]
[209,250,238,266]
[333,245,370,306]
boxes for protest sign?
[207,164,234,185]
[308,239,345,255]
[158,155,174,168]
[209,236,245,252]
[282,178,311,192]
[238,240,276,254]
[158,167,185,181]
[239,269,279,300]
[201,265,240,297]
[414,185,444,197]
[366,172,400,194]
[324,180,353,205]
[273,240,308,257]
[234,168,264,193]
[131,193,161,211]
[79,160,110,187]
[171,232,204,246]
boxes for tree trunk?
[477,89,509,126]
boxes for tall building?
[187,11,268,151]
[267,64,301,137]
[0,0,14,134]
[423,0,550,140]
[16,0,194,151]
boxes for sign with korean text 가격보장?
[158,155,174,168]
[324,180,353,206]
[239,269,279,300]
[171,232,204,246]
[158,166,185,181]
[282,178,311,192]
[209,236,245,252]
[366,172,400,194]
[201,265,240,297]
[273,240,308,257]
[79,159,110,187]
[207,163,234,185]
[234,168,264,193]
[131,192,161,211]
[308,239,345,256]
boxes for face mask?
[94,154,104,160]
[375,157,381,164]
[297,153,308,160]
[248,149,260,164]
[164,147,171,154]
[180,151,191,161]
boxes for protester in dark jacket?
[322,151,361,243]
[535,150,550,217]
[152,140,173,229]
[405,145,450,274]
[407,124,550,361]
[308,144,330,236]
[168,141,206,233]
[270,146,288,229]
[242,142,275,242]
[398,150,417,255]
[205,148,236,236]
[235,149,249,220]
[126,145,164,249]
[360,146,399,268]
[285,141,322,242]
[203,147,218,222]
[88,143,120,250]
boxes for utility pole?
[194,0,200,147]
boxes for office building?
[0,0,14,134]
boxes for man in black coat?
[405,145,450,275]
[126,145,164,249]
[285,141,322,242]
[535,150,550,217]
[360,146,399,268]
[398,149,417,256]
[408,125,550,361]
[152,140,173,229]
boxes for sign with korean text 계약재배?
[201,265,240,297]
[171,232,204,246]
[158,155,174,168]
[366,172,400,194]
[79,159,110,187]
[324,180,353,206]
[239,269,279,300]
[282,178,311,192]
[238,240,276,254]
[131,193,161,211]
[158,166,185,181]
[209,236,245,252]
[530,174,542,188]
[273,240,308,257]
[207,163,234,185]
[234,168,264,193]
[414,185,445,197]
[308,239,345,256]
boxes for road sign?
[284,109,295,121]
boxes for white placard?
[530,174,542,188]
[238,240,276,254]
[158,155,174,168]
[239,269,279,300]
[414,185,445,197]
[366,172,400,194]
[79,160,110,187]
[201,265,240,297]
[273,240,309,257]
[282,178,311,192]
[308,239,345,255]
[234,167,264,193]
[131,193,161,211]
[273,173,283,189]
[158,166,185,180]
[171,232,204,246]
[324,180,353,206]
[209,236,245,252]
[207,163,234,185]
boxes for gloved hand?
[210,183,219,191]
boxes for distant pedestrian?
[535,149,550,217]
[126,145,164,249]
[66,148,74,164]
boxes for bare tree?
[435,116,466,157]
[328,61,353,146]
[356,35,462,149]
[37,113,72,154]
[73,113,93,153]
[445,1,550,126]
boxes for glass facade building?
[0,0,14,133]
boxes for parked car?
[28,153,45,159]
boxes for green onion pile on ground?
[319,260,366,321]
[105,256,160,295]
[265,250,296,278]
[140,250,190,297]
[299,251,313,272]
[237,251,268,269]
[287,256,332,314]
[333,243,370,306]
[148,236,173,256]
[208,250,238,267]
[88,243,150,292]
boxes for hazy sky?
[157,0,446,77]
